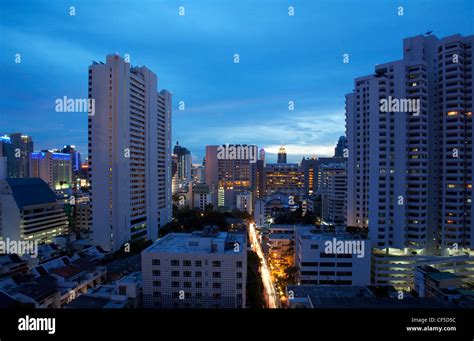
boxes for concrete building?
[29,151,72,190]
[174,141,192,182]
[142,227,247,308]
[295,226,371,286]
[346,34,473,252]
[0,133,33,179]
[192,183,212,211]
[205,144,257,209]
[88,54,172,252]
[264,163,305,198]
[236,191,252,215]
[319,163,347,226]
[0,178,69,244]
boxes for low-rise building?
[142,227,247,308]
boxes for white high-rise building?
[345,34,474,287]
[88,54,172,252]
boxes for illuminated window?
[447,111,458,116]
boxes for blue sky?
[1,0,473,163]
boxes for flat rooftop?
[144,232,246,255]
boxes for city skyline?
[1,0,473,163]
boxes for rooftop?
[4,178,57,210]
[144,231,246,255]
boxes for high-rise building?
[191,164,205,184]
[264,163,305,197]
[29,151,72,190]
[0,133,33,178]
[302,156,346,196]
[205,145,257,208]
[346,34,473,252]
[0,178,69,244]
[61,145,82,174]
[277,146,287,164]
[174,141,192,181]
[345,34,474,287]
[319,163,347,226]
[334,136,347,157]
[88,54,172,252]
[141,227,247,308]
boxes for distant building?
[0,133,33,178]
[318,163,347,226]
[174,142,192,182]
[61,145,82,174]
[0,178,69,244]
[142,228,247,308]
[264,163,304,198]
[205,145,257,208]
[277,146,287,164]
[193,183,211,211]
[191,164,205,184]
[29,151,72,189]
[236,191,252,215]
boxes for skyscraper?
[88,54,172,252]
[61,145,82,174]
[29,151,72,189]
[346,34,473,256]
[277,146,287,164]
[0,133,33,178]
[173,141,192,181]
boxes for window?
[236,283,242,290]
[195,260,202,267]
[212,283,221,289]
[212,261,221,267]
[212,272,221,279]
[171,260,179,266]
[153,291,161,297]
[236,261,242,268]
[152,270,160,276]
[183,260,191,266]
[152,259,160,266]
[172,281,180,288]
[183,271,192,277]
[195,282,202,288]
[184,282,192,288]
[171,271,179,277]
[153,281,161,287]
[236,272,242,279]
[195,271,202,278]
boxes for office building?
[0,178,69,244]
[0,133,33,178]
[88,54,172,252]
[174,141,192,181]
[334,136,347,157]
[319,163,347,226]
[29,151,72,189]
[205,144,257,208]
[264,163,305,198]
[61,145,82,174]
[277,146,287,164]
